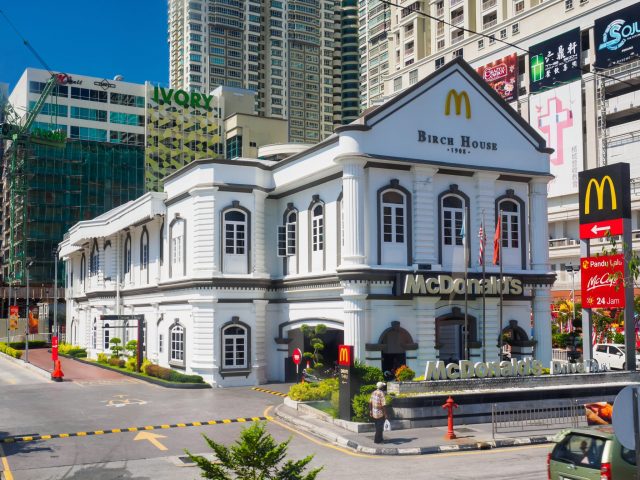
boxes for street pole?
[25,264,30,363]
[53,247,58,339]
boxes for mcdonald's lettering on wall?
[579,163,631,227]
[338,345,353,367]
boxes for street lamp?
[25,260,34,363]
[565,264,580,332]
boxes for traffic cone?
[51,359,64,382]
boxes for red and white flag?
[478,221,486,266]
[492,214,502,265]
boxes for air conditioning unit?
[519,86,527,96]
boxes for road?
[0,356,549,480]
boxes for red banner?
[476,53,518,102]
[9,305,18,330]
[581,254,626,309]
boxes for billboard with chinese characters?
[529,81,583,197]
[529,28,581,93]
[476,53,518,102]
[595,3,640,69]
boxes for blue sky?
[0,1,168,90]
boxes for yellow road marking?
[192,422,201,426]
[177,423,187,427]
[111,429,121,433]
[77,432,86,437]
[59,433,69,438]
[262,406,379,459]
[40,435,52,440]
[160,425,170,429]
[134,431,168,451]
[0,443,14,480]
[144,426,154,430]
[128,427,138,432]
[94,431,104,435]
[22,437,33,441]
[222,419,231,424]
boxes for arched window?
[286,211,297,256]
[498,200,519,249]
[442,195,464,246]
[159,221,165,266]
[124,234,132,276]
[169,322,185,365]
[381,190,406,244]
[311,203,324,252]
[278,205,298,275]
[140,227,149,283]
[378,181,411,265]
[92,319,97,349]
[80,254,86,289]
[170,218,186,277]
[495,191,526,269]
[103,323,110,350]
[222,323,248,369]
[90,241,99,276]
[438,186,469,269]
[224,210,246,255]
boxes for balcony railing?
[451,15,464,25]
[451,33,464,44]
[482,0,497,10]
[483,18,497,29]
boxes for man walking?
[369,381,388,444]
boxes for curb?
[274,404,555,456]
[0,350,53,381]
[69,356,211,389]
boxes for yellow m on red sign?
[445,89,471,119]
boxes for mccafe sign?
[401,274,523,297]
[151,86,214,111]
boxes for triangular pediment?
[339,58,551,175]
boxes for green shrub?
[359,384,376,395]
[125,357,137,372]
[108,357,125,368]
[97,353,109,364]
[140,359,152,375]
[0,342,23,359]
[395,365,415,382]
[8,341,46,350]
[613,332,625,344]
[144,363,204,383]
[352,393,372,423]
[330,390,339,412]
[109,337,123,357]
[288,378,337,401]
[353,360,384,385]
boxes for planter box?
[284,397,374,433]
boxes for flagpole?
[482,209,487,363]
[498,210,504,360]
[464,206,469,361]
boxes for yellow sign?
[584,175,617,215]
[445,89,471,119]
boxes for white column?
[415,296,438,372]
[252,299,268,383]
[338,157,367,267]
[529,178,550,272]
[253,191,268,277]
[189,298,217,376]
[190,187,218,277]
[341,281,367,360]
[475,172,499,268]
[533,287,552,366]
[412,166,438,267]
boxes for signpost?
[51,335,58,362]
[337,345,355,421]
[578,163,633,368]
[292,347,302,379]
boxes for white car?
[593,343,640,370]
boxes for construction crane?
[0,9,69,286]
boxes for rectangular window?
[435,57,445,69]
[110,93,145,107]
[70,126,107,142]
[109,111,144,126]
[277,226,287,257]
[158,334,163,353]
[71,87,108,103]
[71,106,107,122]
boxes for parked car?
[548,426,636,479]
[592,343,640,370]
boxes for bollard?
[441,396,459,440]
[51,359,64,382]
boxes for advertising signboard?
[580,254,626,309]
[595,3,640,69]
[529,28,580,93]
[578,163,631,229]
[9,305,18,330]
[28,306,39,334]
[475,53,518,102]
[529,81,583,197]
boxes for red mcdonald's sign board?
[337,345,353,367]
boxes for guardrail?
[491,400,585,440]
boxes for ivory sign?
[424,359,544,381]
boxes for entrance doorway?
[438,323,463,363]
[282,322,344,382]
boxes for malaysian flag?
[478,221,486,265]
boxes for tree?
[109,337,123,358]
[125,340,138,358]
[185,421,322,480]
[300,324,327,370]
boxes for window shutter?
[277,225,286,257]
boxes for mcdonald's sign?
[579,164,630,230]
[338,345,353,367]
[444,89,471,119]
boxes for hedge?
[288,378,337,401]
[58,343,87,358]
[8,341,47,350]
[352,361,384,385]
[352,393,372,422]
[144,364,204,384]
[0,342,22,359]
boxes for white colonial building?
[59,59,555,386]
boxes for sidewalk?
[275,403,561,456]
[25,349,128,381]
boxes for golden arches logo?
[445,89,471,119]
[584,176,617,215]
[338,345,352,366]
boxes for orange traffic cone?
[51,359,64,382]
